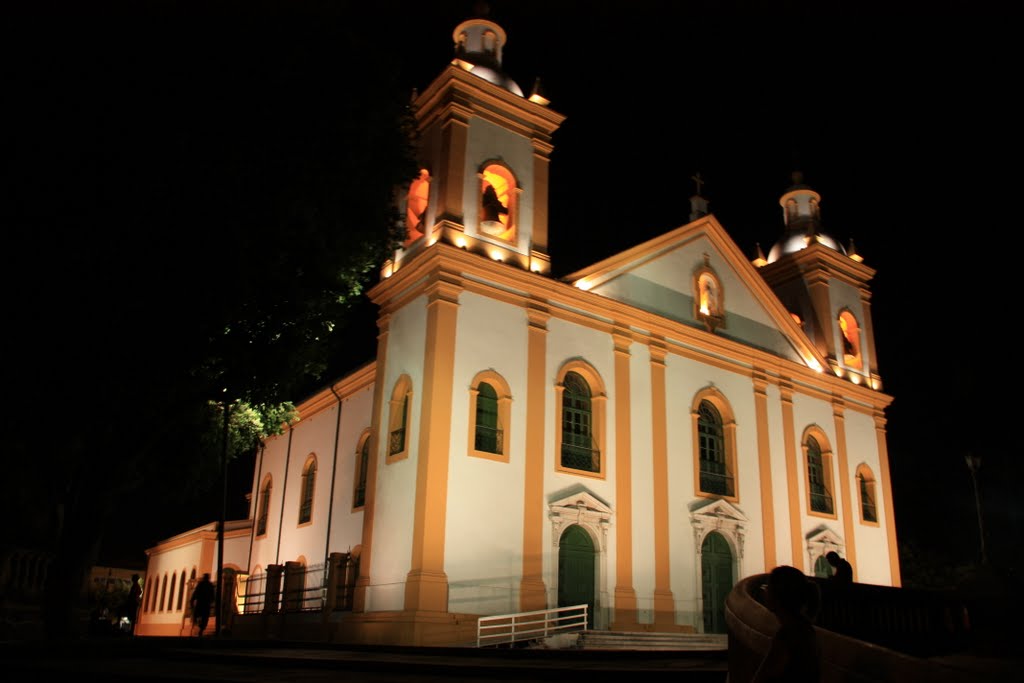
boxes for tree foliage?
[7,2,420,638]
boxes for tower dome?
[451,5,524,96]
[766,172,846,263]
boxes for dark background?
[8,1,1018,588]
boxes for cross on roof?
[691,172,705,196]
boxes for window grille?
[561,372,598,472]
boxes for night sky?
[10,1,1018,584]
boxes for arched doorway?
[814,554,832,578]
[701,531,733,634]
[558,524,595,628]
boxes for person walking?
[753,565,821,683]
[189,573,215,637]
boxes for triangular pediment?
[548,488,612,516]
[561,215,827,371]
[806,525,843,546]
[690,497,749,523]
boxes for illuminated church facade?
[137,11,900,645]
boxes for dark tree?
[6,2,419,638]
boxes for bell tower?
[756,173,881,389]
[384,4,565,279]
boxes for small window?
[388,376,413,461]
[177,572,186,611]
[806,435,835,516]
[354,432,370,509]
[160,574,168,611]
[468,372,511,461]
[298,456,316,525]
[475,382,500,453]
[857,465,878,524]
[257,477,272,536]
[168,572,176,612]
[390,395,408,455]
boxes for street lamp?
[963,452,988,566]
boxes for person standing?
[753,565,822,683]
[826,551,853,585]
[124,573,143,635]
[189,573,215,637]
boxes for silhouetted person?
[124,573,142,634]
[754,565,821,683]
[826,551,853,585]
[190,573,215,637]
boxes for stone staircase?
[574,630,728,651]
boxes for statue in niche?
[405,168,430,244]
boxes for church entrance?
[558,524,595,629]
[814,554,832,578]
[701,531,733,634]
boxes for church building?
[136,9,899,645]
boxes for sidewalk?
[4,636,730,682]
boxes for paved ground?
[4,636,730,682]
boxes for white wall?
[445,292,530,614]
[366,294,428,611]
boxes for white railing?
[476,604,588,648]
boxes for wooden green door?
[814,554,832,578]
[701,531,733,634]
[558,525,595,628]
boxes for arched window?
[159,573,168,611]
[482,29,496,54]
[256,476,272,536]
[555,362,606,477]
[838,310,862,369]
[168,572,176,612]
[177,572,186,610]
[475,383,499,452]
[561,372,596,472]
[468,371,512,461]
[298,455,316,525]
[691,389,739,501]
[354,431,370,509]
[806,435,835,516]
[479,163,517,242]
[856,465,878,524]
[697,401,731,496]
[388,375,413,461]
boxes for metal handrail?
[477,604,588,648]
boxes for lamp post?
[216,398,231,637]
[963,452,988,566]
